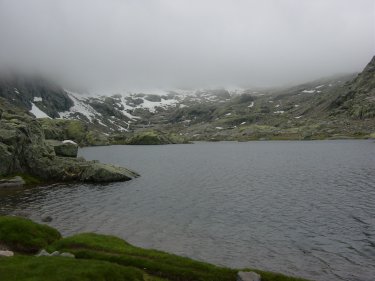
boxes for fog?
[0,0,374,90]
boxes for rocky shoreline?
[0,98,139,187]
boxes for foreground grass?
[49,233,311,281]
[0,255,143,281]
[0,216,61,253]
[0,216,312,281]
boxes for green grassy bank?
[0,216,311,281]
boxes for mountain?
[0,57,374,142]
[330,56,375,119]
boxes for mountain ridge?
[0,56,374,143]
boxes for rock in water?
[237,271,261,281]
[41,216,53,222]
[0,250,14,257]
[80,162,139,182]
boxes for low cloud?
[0,0,374,90]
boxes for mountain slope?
[0,57,374,142]
[330,56,375,119]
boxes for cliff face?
[0,98,139,183]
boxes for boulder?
[237,271,261,281]
[80,162,139,182]
[51,140,78,158]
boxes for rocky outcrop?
[0,98,139,183]
[330,56,375,119]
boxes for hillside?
[0,57,374,142]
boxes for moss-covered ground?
[0,216,312,281]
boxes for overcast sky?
[0,0,374,90]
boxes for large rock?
[0,98,139,183]
[80,162,139,182]
[47,140,78,157]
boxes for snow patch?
[30,103,50,119]
[33,97,43,102]
[273,111,285,114]
[63,140,77,145]
[248,102,254,108]
[59,91,98,122]
[302,90,316,94]
[215,127,224,130]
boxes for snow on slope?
[59,91,99,121]
[30,103,50,119]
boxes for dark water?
[1,141,375,281]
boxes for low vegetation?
[0,256,143,281]
[0,216,61,253]
[0,216,311,281]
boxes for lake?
[1,140,374,281]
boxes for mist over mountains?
[0,0,374,90]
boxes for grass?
[48,233,312,281]
[0,216,312,281]
[0,216,61,253]
[0,255,143,281]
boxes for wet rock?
[41,216,53,223]
[237,271,261,281]
[0,176,25,188]
[80,162,139,182]
[0,250,14,257]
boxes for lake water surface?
[1,141,374,281]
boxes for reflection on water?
[1,140,374,281]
